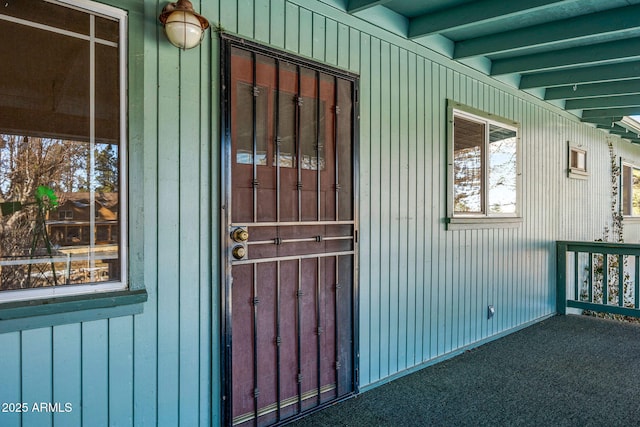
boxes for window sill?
[568,170,589,180]
[0,289,147,333]
[446,216,523,230]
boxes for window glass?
[451,107,519,218]
[488,125,517,214]
[0,1,124,299]
[453,116,484,214]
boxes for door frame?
[219,33,360,426]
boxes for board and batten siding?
[2,1,640,427]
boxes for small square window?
[568,144,588,178]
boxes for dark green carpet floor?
[287,315,640,427]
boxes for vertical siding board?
[156,44,181,427]
[270,0,285,48]
[219,0,238,34]
[358,32,373,386]
[134,1,160,425]
[367,35,382,384]
[82,321,109,427]
[423,59,434,361]
[378,41,391,379]
[253,0,270,43]
[325,19,338,66]
[349,28,360,73]
[388,45,401,373]
[407,51,418,367]
[285,3,299,53]
[427,62,437,358]
[178,47,203,427]
[53,324,81,427]
[22,329,53,427]
[414,56,425,363]
[298,8,313,57]
[0,333,21,427]
[312,13,326,61]
[471,229,479,343]
[237,0,254,38]
[108,317,134,427]
[337,23,350,70]
[433,64,444,357]
[397,47,410,370]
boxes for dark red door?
[222,38,358,426]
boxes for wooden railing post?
[556,242,567,315]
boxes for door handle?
[232,227,249,242]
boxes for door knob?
[232,246,247,259]
[232,228,249,242]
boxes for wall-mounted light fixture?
[159,0,209,50]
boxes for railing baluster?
[633,255,640,308]
[618,254,624,307]
[574,251,579,301]
[588,253,593,302]
[603,254,608,305]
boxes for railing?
[557,240,640,318]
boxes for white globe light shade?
[164,11,204,49]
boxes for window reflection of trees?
[453,115,517,215]
[0,134,119,290]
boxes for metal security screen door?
[221,36,359,427]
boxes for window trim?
[446,100,522,230]
[0,0,146,332]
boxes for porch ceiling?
[346,0,640,143]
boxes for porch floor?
[288,315,640,426]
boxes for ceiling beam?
[545,80,640,100]
[454,4,640,59]
[565,94,640,110]
[596,125,640,142]
[408,0,563,39]
[581,107,640,119]
[491,38,640,76]
[519,61,640,89]
[347,0,392,13]
[597,124,640,137]
[581,117,621,127]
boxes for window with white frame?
[448,102,520,223]
[622,162,640,217]
[0,0,127,302]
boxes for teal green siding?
[2,1,640,426]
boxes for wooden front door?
[221,36,358,426]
